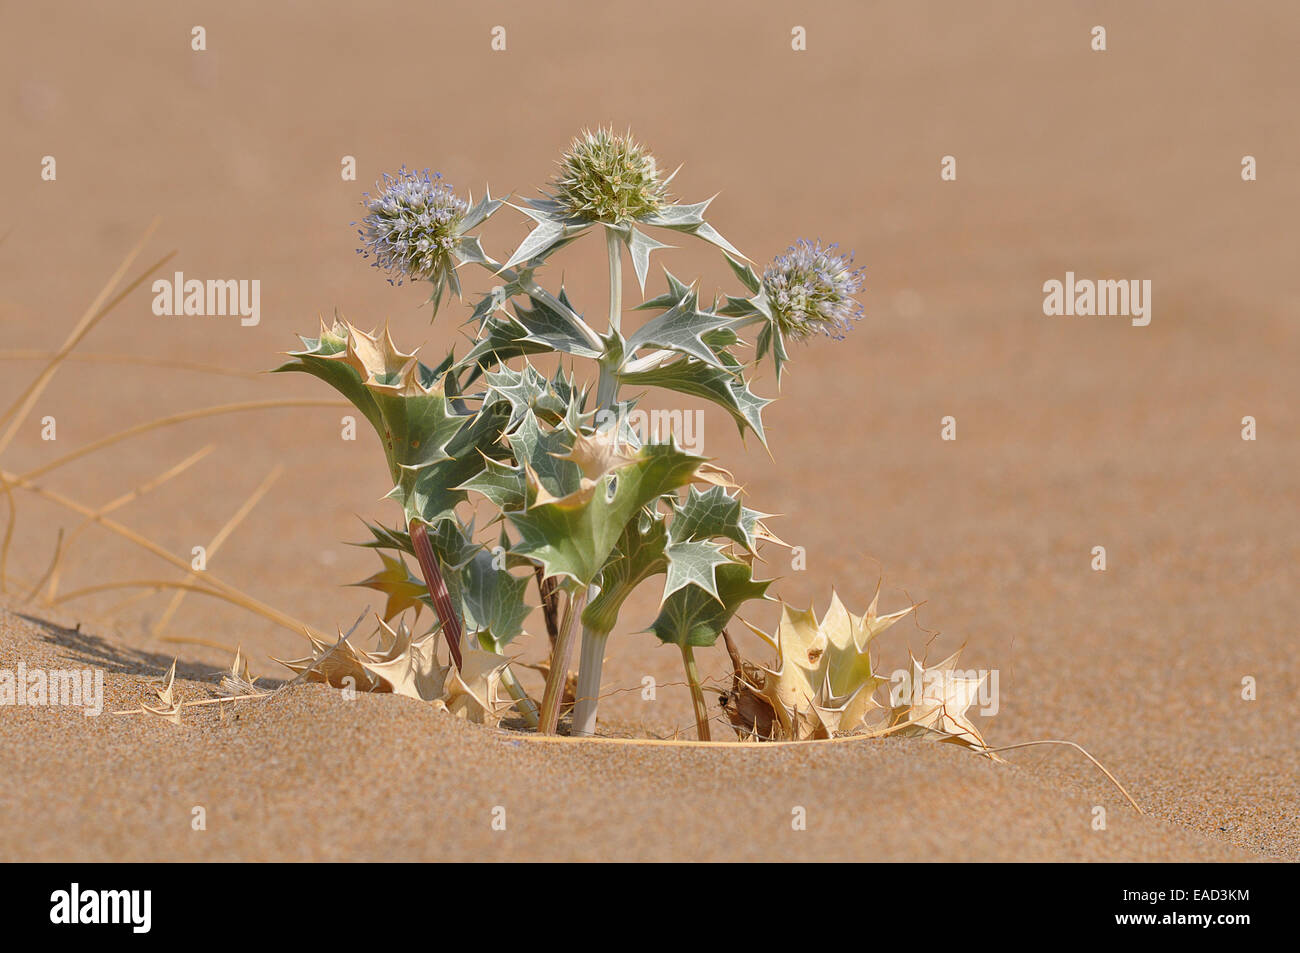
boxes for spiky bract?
[552,127,669,225]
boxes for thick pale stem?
[596,364,618,411]
[533,565,560,651]
[570,627,610,737]
[605,227,623,333]
[680,643,712,742]
[409,520,463,669]
[567,231,626,737]
[538,586,587,734]
[499,664,540,728]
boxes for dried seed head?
[553,127,669,224]
[356,168,469,284]
[762,240,865,343]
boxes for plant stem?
[680,643,711,741]
[570,627,610,737]
[605,227,623,333]
[595,363,619,412]
[567,230,626,737]
[409,519,463,669]
[537,586,587,734]
[533,564,560,651]
[499,664,540,728]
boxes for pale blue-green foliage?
[291,129,865,660]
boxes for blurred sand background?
[0,0,1296,860]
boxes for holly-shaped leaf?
[648,559,770,648]
[390,396,512,526]
[273,318,384,434]
[458,408,584,513]
[445,549,532,647]
[582,513,669,634]
[501,200,592,271]
[509,440,707,585]
[888,649,989,749]
[634,268,695,313]
[458,454,529,511]
[621,225,672,293]
[619,355,771,446]
[662,539,731,602]
[350,552,429,622]
[669,484,776,552]
[724,253,762,295]
[510,294,604,359]
[484,364,550,430]
[505,411,583,499]
[624,289,731,368]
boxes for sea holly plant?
[277,127,874,740]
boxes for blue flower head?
[762,240,865,342]
[356,168,469,286]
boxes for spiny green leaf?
[273,324,384,435]
[351,517,482,570]
[725,254,762,295]
[638,199,710,228]
[503,217,567,271]
[349,552,427,622]
[502,202,593,270]
[370,384,470,477]
[686,221,744,259]
[445,550,532,647]
[352,518,415,557]
[662,539,731,602]
[463,294,602,369]
[622,225,672,293]
[458,454,528,511]
[648,560,771,647]
[513,294,602,358]
[390,397,512,526]
[635,268,695,312]
[582,513,669,633]
[509,442,706,585]
[461,313,552,369]
[460,189,505,232]
[459,405,586,513]
[669,484,768,551]
[484,364,550,429]
[503,412,582,499]
[755,320,790,385]
[624,293,730,369]
[619,356,771,445]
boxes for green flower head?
[552,127,669,225]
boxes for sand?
[0,603,1273,862]
[0,1,1296,861]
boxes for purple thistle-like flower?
[761,240,865,342]
[356,168,469,285]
